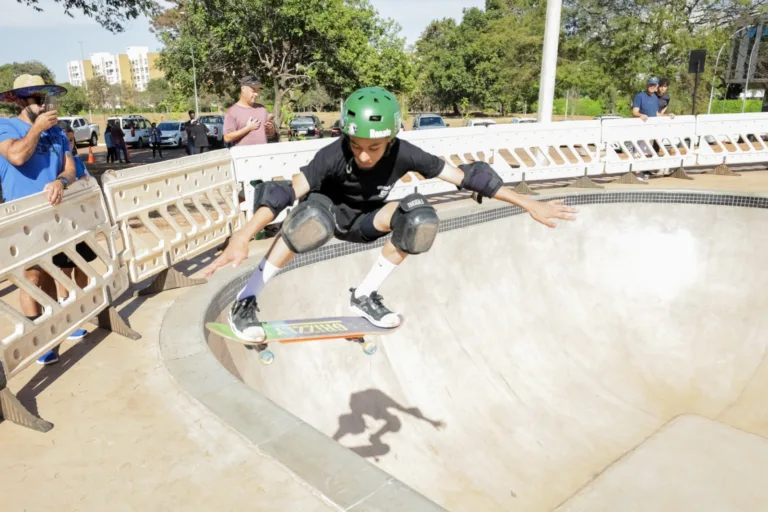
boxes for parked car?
[288,116,323,140]
[107,115,152,148]
[198,115,225,147]
[464,118,497,128]
[331,119,342,137]
[510,117,537,124]
[412,114,447,130]
[157,121,189,148]
[58,116,100,146]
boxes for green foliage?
[152,0,413,128]
[710,99,763,113]
[57,84,89,115]
[15,0,158,33]
[553,97,604,117]
[412,0,768,116]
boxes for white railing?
[601,116,698,174]
[696,113,768,166]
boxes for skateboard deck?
[205,316,402,364]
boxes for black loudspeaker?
[689,50,707,73]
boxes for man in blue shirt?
[0,74,78,365]
[632,77,661,121]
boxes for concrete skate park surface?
[164,188,768,511]
[6,174,768,511]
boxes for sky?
[1,0,485,84]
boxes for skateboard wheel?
[259,350,275,365]
[362,340,377,355]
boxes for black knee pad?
[390,194,439,255]
[253,180,296,216]
[281,194,335,253]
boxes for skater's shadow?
[332,389,445,459]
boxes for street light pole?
[78,41,94,122]
[536,0,563,123]
[191,47,200,116]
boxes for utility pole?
[78,41,93,122]
[536,0,563,123]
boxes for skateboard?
[205,315,403,365]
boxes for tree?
[152,0,414,128]
[86,76,110,109]
[143,78,170,107]
[57,84,89,115]
[16,0,158,33]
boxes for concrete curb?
[158,258,446,512]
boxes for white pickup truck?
[58,116,100,147]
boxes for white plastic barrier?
[101,149,240,284]
[487,120,602,182]
[395,126,493,198]
[601,116,697,174]
[231,138,335,221]
[696,113,768,166]
[0,180,128,378]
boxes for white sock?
[355,253,398,298]
[237,257,280,300]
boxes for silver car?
[412,114,447,130]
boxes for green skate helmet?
[341,87,401,139]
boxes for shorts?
[305,193,389,245]
[52,242,98,269]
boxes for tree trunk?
[452,103,460,116]
[272,78,284,129]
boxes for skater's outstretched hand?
[527,199,578,228]
[203,234,250,277]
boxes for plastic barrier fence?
[101,150,240,284]
[696,114,768,167]
[0,179,128,378]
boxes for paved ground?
[3,169,768,511]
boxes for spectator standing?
[189,119,210,155]
[185,110,196,155]
[110,121,130,163]
[150,122,163,159]
[104,120,115,163]
[657,78,674,118]
[223,75,276,147]
[0,74,81,365]
[632,77,661,121]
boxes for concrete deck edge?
[158,257,446,511]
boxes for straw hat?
[0,74,67,103]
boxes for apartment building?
[66,46,164,91]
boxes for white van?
[107,115,152,148]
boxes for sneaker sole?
[228,310,266,342]
[349,304,400,329]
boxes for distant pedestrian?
[223,75,276,147]
[104,120,115,163]
[110,122,130,163]
[189,118,210,155]
[150,122,163,159]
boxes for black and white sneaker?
[229,296,266,342]
[349,288,401,328]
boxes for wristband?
[57,176,69,189]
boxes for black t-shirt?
[300,137,445,213]
[658,93,671,112]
